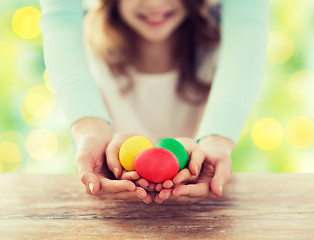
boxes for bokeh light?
[26,129,58,161]
[267,32,294,64]
[285,116,314,149]
[288,71,314,102]
[20,85,56,126]
[0,142,21,163]
[252,118,284,151]
[24,85,55,118]
[11,6,41,39]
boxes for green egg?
[156,138,188,171]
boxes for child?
[40,0,269,204]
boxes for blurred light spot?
[0,131,26,160]
[20,85,55,126]
[20,101,45,126]
[26,129,58,161]
[0,161,3,172]
[43,70,53,92]
[0,142,22,163]
[0,131,25,144]
[280,0,312,35]
[0,40,18,80]
[24,85,55,117]
[252,118,283,151]
[285,116,314,149]
[12,6,41,39]
[288,71,314,102]
[267,32,294,64]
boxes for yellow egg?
[119,136,153,171]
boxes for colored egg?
[156,138,188,171]
[134,148,179,183]
[119,136,153,171]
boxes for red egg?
[134,148,179,183]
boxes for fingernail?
[113,168,119,178]
[220,185,223,195]
[195,166,199,175]
[135,191,141,198]
[89,183,94,194]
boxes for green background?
[0,0,313,174]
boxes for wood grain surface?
[1,173,314,239]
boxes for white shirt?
[86,48,218,142]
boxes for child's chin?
[141,33,172,43]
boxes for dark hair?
[85,0,220,104]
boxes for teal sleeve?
[39,0,111,127]
[195,0,270,144]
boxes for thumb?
[80,172,101,195]
[76,151,101,195]
[210,159,232,197]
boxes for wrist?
[71,117,112,143]
[197,134,235,154]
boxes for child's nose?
[142,0,168,11]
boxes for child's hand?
[71,118,142,202]
[170,135,234,203]
[154,137,205,204]
[105,132,154,204]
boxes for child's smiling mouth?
[137,11,176,27]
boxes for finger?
[75,147,104,195]
[175,138,204,175]
[159,189,172,200]
[210,158,232,197]
[143,193,153,204]
[188,146,205,176]
[154,189,172,204]
[155,183,163,192]
[106,133,137,178]
[172,182,209,198]
[162,180,174,189]
[135,178,150,188]
[135,187,153,204]
[148,183,156,192]
[79,172,101,195]
[172,169,193,185]
[105,139,124,179]
[154,193,163,204]
[99,178,136,193]
[85,185,92,195]
[120,170,140,181]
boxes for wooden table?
[1,173,314,239]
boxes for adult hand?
[105,132,155,204]
[154,137,205,204]
[71,117,138,200]
[164,135,234,203]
